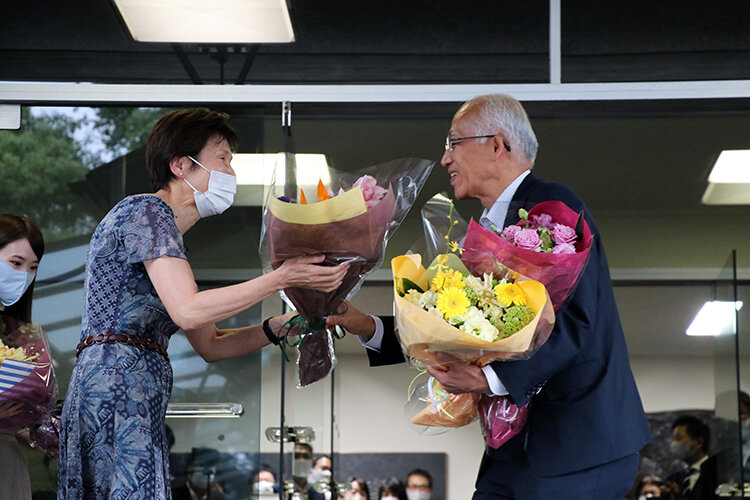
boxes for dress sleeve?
[120,197,188,264]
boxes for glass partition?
[712,250,744,496]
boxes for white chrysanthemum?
[404,289,423,306]
[460,306,499,342]
[418,290,438,309]
[427,307,443,318]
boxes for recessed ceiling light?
[702,150,750,204]
[113,0,295,43]
[685,300,742,336]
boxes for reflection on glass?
[166,402,244,418]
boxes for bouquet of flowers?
[462,200,594,310]
[0,320,56,433]
[394,247,555,430]
[260,156,433,386]
[452,200,594,447]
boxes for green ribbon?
[277,314,345,361]
[408,368,455,420]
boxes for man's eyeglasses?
[445,134,511,152]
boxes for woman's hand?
[275,255,349,292]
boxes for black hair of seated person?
[672,415,710,454]
[294,442,313,457]
[145,108,239,191]
[348,477,370,499]
[250,464,277,486]
[627,473,664,500]
[406,468,433,489]
[378,477,407,500]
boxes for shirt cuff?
[481,365,509,396]
[359,315,384,352]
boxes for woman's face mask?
[0,238,38,307]
[183,155,236,218]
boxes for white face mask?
[294,458,312,478]
[184,155,236,218]
[381,497,398,500]
[254,480,275,494]
[346,495,365,500]
[0,259,35,307]
[407,491,431,500]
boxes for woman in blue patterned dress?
[58,109,348,499]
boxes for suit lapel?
[503,172,538,227]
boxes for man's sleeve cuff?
[481,365,509,396]
[359,315,384,351]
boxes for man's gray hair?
[457,94,538,165]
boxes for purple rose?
[501,225,522,243]
[552,242,576,254]
[531,213,554,230]
[552,224,577,245]
[514,229,542,251]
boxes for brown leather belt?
[76,333,169,361]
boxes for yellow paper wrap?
[392,254,555,366]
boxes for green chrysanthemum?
[500,305,536,338]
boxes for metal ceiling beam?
[3,80,750,104]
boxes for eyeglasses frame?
[445,134,512,152]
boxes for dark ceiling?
[2,0,750,85]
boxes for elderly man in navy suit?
[328,94,651,499]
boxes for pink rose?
[501,225,522,243]
[531,213,554,230]
[552,224,577,245]
[552,242,576,254]
[514,229,541,251]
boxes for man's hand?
[425,353,489,394]
[325,301,376,340]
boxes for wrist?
[262,317,280,345]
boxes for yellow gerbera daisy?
[437,287,470,319]
[494,283,527,306]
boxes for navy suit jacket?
[369,173,651,477]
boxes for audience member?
[342,477,370,500]
[665,416,718,500]
[249,464,277,496]
[172,448,227,500]
[405,469,432,500]
[628,474,665,499]
[378,478,407,500]
[293,442,325,500]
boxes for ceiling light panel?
[114,0,295,43]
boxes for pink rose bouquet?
[462,200,594,311]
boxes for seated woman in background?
[342,477,370,500]
[58,108,349,499]
[378,478,407,500]
[0,213,45,500]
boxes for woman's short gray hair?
[456,94,538,165]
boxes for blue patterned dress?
[59,195,188,500]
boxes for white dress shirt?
[361,170,532,397]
